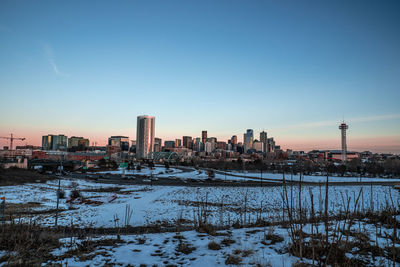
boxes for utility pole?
[55,154,63,226]
[0,197,5,224]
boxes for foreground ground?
[1,167,400,266]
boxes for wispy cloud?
[278,114,400,130]
[41,42,69,77]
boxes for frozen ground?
[97,166,400,183]
[47,227,298,267]
[1,177,399,228]
[2,173,400,266]
[45,219,400,267]
[225,170,400,183]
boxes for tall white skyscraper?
[136,115,155,159]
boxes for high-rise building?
[68,136,89,151]
[206,137,217,143]
[182,136,193,149]
[216,141,227,150]
[201,131,207,144]
[164,140,175,149]
[42,134,68,151]
[231,135,238,145]
[205,142,213,153]
[244,129,253,153]
[154,138,162,152]
[267,138,275,153]
[193,137,202,152]
[260,131,268,154]
[175,139,182,147]
[253,140,264,152]
[136,115,155,159]
[339,122,348,162]
[108,136,129,151]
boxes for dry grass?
[0,168,53,186]
[60,238,125,261]
[0,222,61,265]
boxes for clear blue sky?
[1,0,399,153]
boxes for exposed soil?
[0,168,54,186]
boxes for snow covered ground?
[48,227,301,267]
[225,170,400,183]
[46,220,398,267]
[96,165,400,183]
[1,177,399,228]
[2,174,400,266]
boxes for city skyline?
[1,1,400,153]
[1,116,399,154]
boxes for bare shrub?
[221,237,236,246]
[176,241,196,255]
[225,254,242,265]
[208,241,221,250]
[70,189,81,199]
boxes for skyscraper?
[267,138,275,153]
[260,131,268,154]
[136,115,155,159]
[175,139,182,147]
[244,129,253,153]
[202,131,207,144]
[193,137,202,151]
[154,138,162,152]
[231,135,238,145]
[182,136,193,149]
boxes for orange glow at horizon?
[0,130,399,154]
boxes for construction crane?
[0,133,26,151]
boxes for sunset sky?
[1,0,399,153]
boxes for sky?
[0,0,399,153]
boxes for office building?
[136,115,155,159]
[260,131,268,154]
[42,134,68,151]
[193,137,202,152]
[175,139,182,147]
[108,136,130,151]
[68,136,89,151]
[154,138,162,152]
[182,136,193,149]
[244,129,253,153]
[267,138,275,153]
[164,140,175,149]
[205,142,213,153]
[253,140,264,152]
[217,141,227,150]
[231,135,238,145]
[202,131,207,144]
